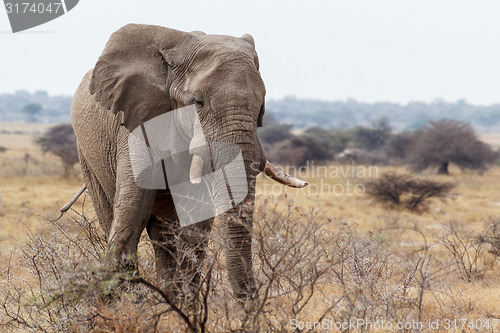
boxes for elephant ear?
[89,24,193,130]
[240,34,260,70]
[189,30,206,37]
[257,103,265,127]
[240,34,255,48]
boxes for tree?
[408,119,496,174]
[304,127,352,153]
[351,117,392,150]
[267,136,333,167]
[257,123,293,150]
[385,130,419,164]
[22,103,42,123]
[35,124,79,175]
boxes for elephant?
[70,24,307,300]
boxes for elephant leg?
[146,215,181,295]
[147,192,213,297]
[107,192,156,265]
[106,155,156,265]
[78,148,113,238]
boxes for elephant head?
[85,24,307,299]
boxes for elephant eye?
[193,96,204,108]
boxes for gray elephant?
[70,24,307,300]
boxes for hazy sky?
[1,0,499,104]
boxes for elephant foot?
[116,257,139,275]
[95,275,134,305]
[232,280,257,301]
[233,291,260,314]
[155,282,198,311]
[97,291,115,305]
[100,247,140,274]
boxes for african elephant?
[70,24,307,300]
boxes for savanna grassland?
[0,122,83,241]
[0,122,500,332]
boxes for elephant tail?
[48,184,87,222]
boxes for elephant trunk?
[201,122,261,299]
[204,113,307,299]
[220,195,256,299]
[220,162,258,299]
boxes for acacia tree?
[35,124,79,175]
[408,119,496,174]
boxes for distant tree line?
[2,91,500,133]
[0,90,71,123]
[260,115,498,174]
[2,91,498,176]
[267,96,500,133]
[34,116,497,178]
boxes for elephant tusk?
[189,154,204,185]
[264,161,308,188]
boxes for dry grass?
[256,163,500,320]
[0,125,83,243]
[0,123,500,331]
[0,122,53,156]
[256,163,500,234]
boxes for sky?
[1,0,499,104]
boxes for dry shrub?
[247,201,340,330]
[366,172,455,211]
[0,197,177,332]
[0,197,109,332]
[325,225,452,328]
[480,217,500,258]
[2,198,492,332]
[0,199,340,332]
[439,222,486,282]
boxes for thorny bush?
[0,196,495,332]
